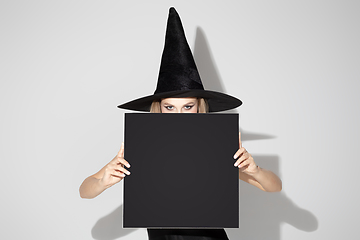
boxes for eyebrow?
[162,101,196,106]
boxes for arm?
[239,167,282,192]
[79,175,106,199]
[79,143,131,199]
[233,133,282,192]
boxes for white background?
[1,0,359,239]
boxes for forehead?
[161,97,197,105]
[161,98,197,104]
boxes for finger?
[109,158,130,171]
[114,165,131,175]
[103,167,124,178]
[234,158,241,167]
[234,153,248,167]
[118,142,124,158]
[117,157,131,168]
[111,170,126,178]
[239,132,242,149]
[239,164,249,172]
[109,156,130,170]
[238,159,250,168]
[234,150,249,166]
[233,147,246,159]
[239,152,249,162]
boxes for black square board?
[123,113,239,228]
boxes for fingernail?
[126,164,130,168]
[233,154,238,159]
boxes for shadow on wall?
[91,27,318,240]
[193,27,238,114]
[226,155,318,240]
[194,26,318,239]
[92,205,134,240]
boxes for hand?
[99,142,131,189]
[233,132,259,175]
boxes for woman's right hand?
[99,142,131,189]
[79,143,131,199]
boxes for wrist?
[247,165,261,177]
[98,178,109,190]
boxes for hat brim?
[117,90,242,112]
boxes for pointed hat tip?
[169,7,177,13]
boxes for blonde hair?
[150,98,209,113]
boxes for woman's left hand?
[233,132,259,175]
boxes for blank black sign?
[123,113,239,228]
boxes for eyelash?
[164,105,194,110]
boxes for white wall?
[1,0,359,239]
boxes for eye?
[184,105,194,110]
[165,106,174,110]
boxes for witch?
[79,7,282,240]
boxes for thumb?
[239,132,242,148]
[118,142,124,158]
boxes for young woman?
[80,7,282,240]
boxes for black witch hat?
[117,7,242,112]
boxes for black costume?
[147,229,229,240]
